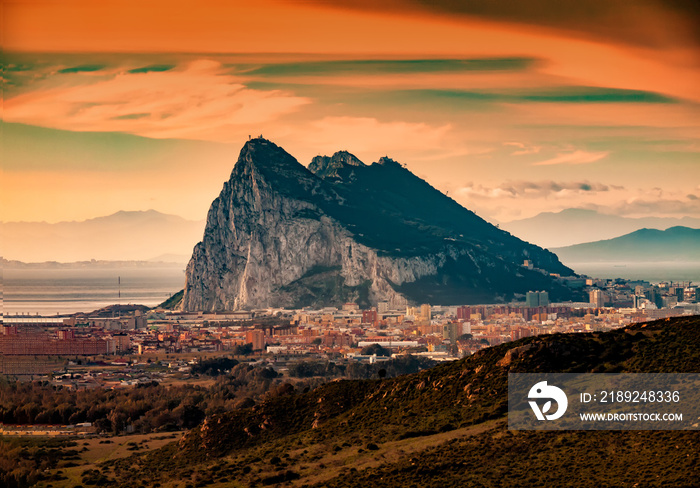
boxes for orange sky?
[5,0,698,54]
[2,0,699,229]
[5,0,698,102]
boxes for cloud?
[453,184,700,223]
[245,57,538,77]
[504,141,541,156]
[403,87,678,107]
[4,60,311,142]
[310,0,700,49]
[533,150,609,166]
[518,87,676,103]
[305,116,456,157]
[576,196,700,218]
[457,180,615,199]
[58,64,106,74]
[128,64,175,74]
[601,198,700,217]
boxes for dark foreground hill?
[94,315,700,487]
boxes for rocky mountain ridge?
[183,138,575,311]
[308,150,366,179]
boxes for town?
[2,271,699,389]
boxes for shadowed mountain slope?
[183,138,575,310]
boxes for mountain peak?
[184,139,576,311]
[233,137,316,188]
[558,208,598,216]
[308,150,366,179]
[237,137,290,168]
[376,156,402,168]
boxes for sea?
[3,262,699,317]
[565,262,700,284]
[3,266,186,316]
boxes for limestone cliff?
[182,138,575,311]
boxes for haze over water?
[568,262,700,285]
[5,262,699,317]
[4,266,185,316]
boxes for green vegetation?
[4,316,700,487]
[287,356,436,379]
[359,343,392,356]
[317,422,700,488]
[0,362,286,433]
[0,438,78,488]
[104,316,700,487]
[157,289,183,309]
[189,356,240,376]
[0,355,435,432]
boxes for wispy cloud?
[452,182,700,222]
[310,0,700,49]
[4,60,310,142]
[591,198,700,217]
[57,64,107,74]
[533,150,609,166]
[458,180,617,199]
[303,116,455,158]
[128,64,176,74]
[504,141,541,156]
[244,58,539,77]
[405,87,678,105]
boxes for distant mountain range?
[1,210,203,263]
[1,257,186,269]
[552,226,700,263]
[500,208,700,248]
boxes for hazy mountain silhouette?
[2,210,204,262]
[501,208,700,248]
[552,226,700,263]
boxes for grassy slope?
[74,316,700,487]
[158,289,184,309]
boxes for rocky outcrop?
[308,151,365,179]
[182,138,576,311]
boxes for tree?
[360,343,391,357]
[234,343,254,356]
[190,357,239,376]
